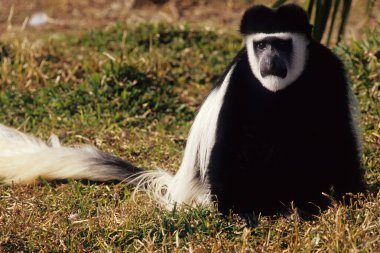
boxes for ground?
[0,1,379,252]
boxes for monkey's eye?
[256,42,266,50]
[276,39,292,50]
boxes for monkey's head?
[240,4,312,92]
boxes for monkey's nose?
[260,56,287,78]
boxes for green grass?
[0,23,379,251]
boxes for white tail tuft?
[0,124,136,184]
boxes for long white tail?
[0,123,208,208]
[0,123,147,184]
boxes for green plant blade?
[305,0,315,21]
[337,0,352,43]
[327,0,341,46]
[313,0,333,42]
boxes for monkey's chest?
[207,97,330,214]
[222,112,315,174]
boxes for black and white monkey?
[0,4,365,219]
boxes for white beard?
[245,32,309,92]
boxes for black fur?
[240,4,312,38]
[207,5,365,217]
[93,151,145,181]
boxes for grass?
[0,22,379,251]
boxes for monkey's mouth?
[260,57,287,79]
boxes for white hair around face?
[245,32,309,92]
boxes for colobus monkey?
[0,4,365,219]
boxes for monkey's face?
[245,32,309,92]
[254,37,291,79]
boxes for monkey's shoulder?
[307,42,346,74]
